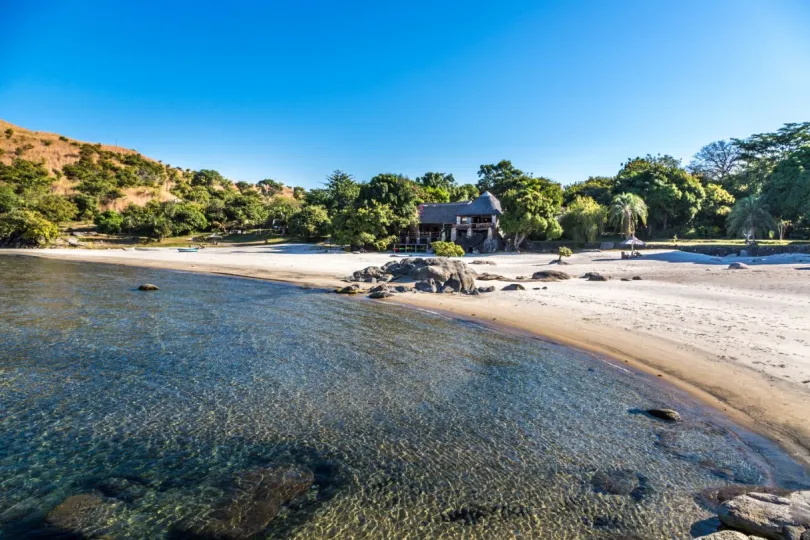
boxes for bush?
[432,241,465,257]
[94,210,124,234]
[0,209,59,246]
[557,246,573,260]
[59,136,69,142]
[42,139,53,146]
[4,128,13,139]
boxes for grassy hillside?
[0,120,300,246]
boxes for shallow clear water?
[0,255,806,539]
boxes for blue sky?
[1,0,809,188]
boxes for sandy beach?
[7,245,810,467]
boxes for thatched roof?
[418,192,502,224]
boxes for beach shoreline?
[5,245,810,470]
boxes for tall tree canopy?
[563,176,616,206]
[560,196,606,242]
[726,196,776,240]
[498,176,563,250]
[476,160,525,197]
[761,146,810,226]
[608,193,648,239]
[615,155,704,234]
[689,140,742,184]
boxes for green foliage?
[59,136,69,142]
[4,128,13,139]
[94,210,124,234]
[476,160,524,197]
[557,246,573,260]
[14,144,35,156]
[608,193,648,238]
[265,196,302,232]
[288,205,330,240]
[0,158,53,193]
[560,196,606,242]
[33,194,78,224]
[726,196,776,240]
[451,184,479,202]
[762,146,810,226]
[499,176,563,250]
[418,185,451,203]
[331,202,397,250]
[432,241,464,257]
[292,186,305,200]
[563,176,616,207]
[70,194,100,220]
[615,155,704,234]
[257,178,284,195]
[0,209,59,246]
[163,202,208,235]
[0,184,22,213]
[694,183,735,234]
[323,170,360,213]
[417,172,456,192]
[225,194,270,228]
[191,169,227,187]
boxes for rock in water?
[531,270,571,281]
[46,493,118,536]
[647,408,681,422]
[502,284,526,291]
[718,490,810,540]
[336,284,362,294]
[138,283,159,291]
[189,465,314,540]
[728,262,749,270]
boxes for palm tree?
[608,193,648,240]
[726,195,776,242]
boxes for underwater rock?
[591,470,638,496]
[531,270,571,281]
[647,408,682,422]
[440,503,531,526]
[45,493,119,537]
[138,283,160,291]
[187,465,314,540]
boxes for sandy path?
[6,245,810,467]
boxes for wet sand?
[7,244,810,468]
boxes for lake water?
[0,255,806,539]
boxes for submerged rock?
[45,493,119,537]
[590,469,651,501]
[336,284,362,294]
[647,408,682,422]
[186,465,314,540]
[138,283,160,291]
[718,490,810,539]
[531,270,571,281]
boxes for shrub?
[34,194,78,224]
[0,209,59,246]
[432,241,465,257]
[557,246,573,261]
[59,136,69,142]
[15,144,34,156]
[4,128,13,139]
[42,139,53,146]
[94,210,124,234]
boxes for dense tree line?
[1,121,808,247]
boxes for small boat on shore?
[177,247,199,253]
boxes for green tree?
[761,146,810,226]
[163,202,208,235]
[94,210,124,234]
[560,196,606,242]
[0,158,53,193]
[33,194,78,224]
[359,173,419,228]
[4,128,13,139]
[726,195,776,241]
[693,183,735,236]
[257,178,284,196]
[416,172,456,191]
[292,186,305,200]
[266,196,302,234]
[688,140,742,184]
[608,192,648,239]
[225,194,270,229]
[476,160,524,196]
[191,169,226,188]
[563,176,616,206]
[418,185,451,203]
[615,155,704,234]
[557,246,573,261]
[331,202,398,250]
[0,209,59,246]
[498,177,563,250]
[451,184,479,202]
[235,181,253,193]
[288,205,330,240]
[323,170,359,214]
[0,184,21,213]
[70,194,100,220]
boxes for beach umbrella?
[619,236,645,255]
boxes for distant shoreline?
[4,246,810,472]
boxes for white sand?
[8,245,810,464]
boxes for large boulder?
[138,283,159,291]
[351,266,387,282]
[647,408,681,422]
[584,272,610,281]
[718,490,810,540]
[694,532,749,540]
[410,258,476,293]
[531,270,571,281]
[502,284,526,291]
[184,465,314,540]
[415,280,438,293]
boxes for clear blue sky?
[1,0,809,188]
